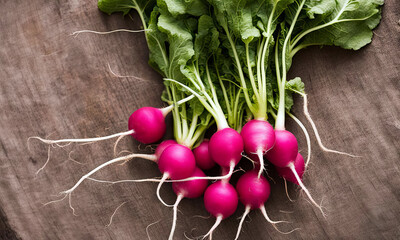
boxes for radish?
[158,144,196,180]
[266,127,324,214]
[275,152,325,216]
[193,139,215,170]
[276,153,305,185]
[202,181,238,239]
[31,95,194,146]
[168,168,208,240]
[240,120,275,178]
[235,170,292,239]
[209,128,243,170]
[266,130,298,168]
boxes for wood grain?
[0,1,399,239]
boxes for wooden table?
[1,1,399,239]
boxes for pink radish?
[155,140,178,159]
[276,153,305,185]
[266,130,298,168]
[168,168,208,240]
[266,131,324,215]
[209,128,243,169]
[202,181,238,239]
[241,120,275,178]
[235,171,291,239]
[31,95,194,150]
[158,144,196,180]
[193,139,215,170]
[128,107,167,144]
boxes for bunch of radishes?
[33,0,383,239]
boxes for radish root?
[234,206,251,240]
[71,29,147,37]
[260,206,296,234]
[106,201,127,227]
[284,179,295,202]
[256,149,265,179]
[168,194,184,240]
[302,94,359,158]
[31,129,134,146]
[288,162,326,218]
[287,112,311,168]
[35,145,51,176]
[202,215,222,240]
[113,134,128,157]
[44,153,157,212]
[146,219,162,240]
[107,63,146,81]
[156,174,173,207]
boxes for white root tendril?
[71,29,147,37]
[234,206,251,240]
[170,162,235,183]
[49,153,156,211]
[30,130,134,146]
[183,231,195,240]
[202,215,223,240]
[169,195,184,240]
[284,179,295,202]
[106,201,127,227]
[157,174,173,207]
[184,228,198,240]
[302,94,360,158]
[256,149,265,179]
[107,63,146,81]
[241,153,256,168]
[287,112,311,168]
[86,164,238,186]
[146,219,162,240]
[87,177,163,184]
[113,134,128,157]
[68,150,85,165]
[288,163,327,218]
[35,145,51,176]
[260,206,297,234]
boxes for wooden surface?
[1,1,399,239]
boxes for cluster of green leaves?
[98,0,383,136]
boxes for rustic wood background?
[1,1,399,239]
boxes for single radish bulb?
[158,144,196,180]
[128,107,166,144]
[172,168,208,199]
[236,170,270,210]
[276,153,305,185]
[193,139,215,170]
[209,128,244,168]
[266,130,298,167]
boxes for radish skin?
[241,120,275,178]
[235,171,293,237]
[193,139,215,170]
[202,181,238,239]
[266,130,298,168]
[168,168,208,240]
[276,153,305,185]
[209,128,244,168]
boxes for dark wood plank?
[0,0,399,239]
